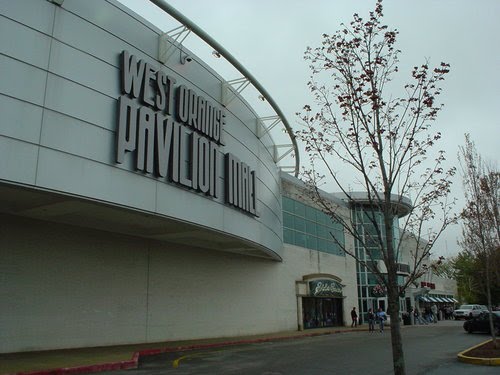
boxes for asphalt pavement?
[1,320,497,374]
[118,320,497,375]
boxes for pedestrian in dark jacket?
[368,308,375,332]
[351,307,358,327]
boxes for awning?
[419,296,454,303]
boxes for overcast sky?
[117,0,499,258]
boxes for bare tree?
[296,1,456,374]
[458,134,500,348]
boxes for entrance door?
[302,297,343,329]
[377,298,386,311]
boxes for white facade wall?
[0,213,356,353]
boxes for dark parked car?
[463,311,500,335]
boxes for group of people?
[351,307,387,332]
[350,302,454,331]
[411,303,453,324]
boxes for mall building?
[0,0,455,354]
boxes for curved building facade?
[0,0,288,352]
[0,0,360,354]
[0,0,283,259]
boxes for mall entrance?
[302,297,343,329]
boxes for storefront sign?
[420,281,435,289]
[116,50,257,215]
[309,280,343,297]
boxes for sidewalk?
[0,325,374,374]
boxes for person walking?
[424,306,432,323]
[377,308,387,332]
[414,307,427,325]
[431,303,438,323]
[351,307,358,327]
[368,308,375,332]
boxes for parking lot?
[100,320,496,375]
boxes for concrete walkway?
[0,325,374,374]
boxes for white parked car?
[453,304,488,320]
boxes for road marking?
[171,344,269,368]
[172,349,224,368]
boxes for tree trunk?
[384,203,406,375]
[388,284,405,375]
[485,261,498,349]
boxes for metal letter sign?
[116,51,258,216]
[309,280,343,297]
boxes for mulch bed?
[463,340,500,358]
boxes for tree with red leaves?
[296,1,456,373]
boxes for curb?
[8,360,137,375]
[7,328,367,375]
[457,339,500,366]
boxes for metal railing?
[149,0,300,176]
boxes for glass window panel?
[366,248,381,260]
[283,212,294,229]
[364,234,379,247]
[282,196,295,213]
[295,232,306,247]
[305,206,317,221]
[294,216,306,232]
[362,287,368,297]
[353,211,363,225]
[363,210,373,224]
[325,240,337,254]
[335,245,344,256]
[329,229,338,241]
[294,201,306,217]
[305,220,317,236]
[331,228,344,242]
[337,232,345,247]
[327,219,337,229]
[318,211,329,225]
[364,223,378,235]
[367,210,382,224]
[359,272,367,284]
[318,239,329,253]
[367,273,381,285]
[333,222,343,231]
[317,225,328,239]
[306,235,318,250]
[283,228,294,244]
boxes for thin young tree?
[458,134,500,348]
[296,1,456,374]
